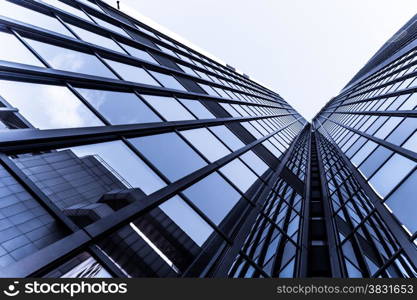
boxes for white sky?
[104,0,417,120]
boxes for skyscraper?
[0,0,415,279]
[312,15,417,278]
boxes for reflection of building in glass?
[15,150,200,277]
[0,0,415,278]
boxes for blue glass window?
[369,154,415,198]
[75,88,161,125]
[0,1,73,37]
[220,159,258,192]
[0,31,43,67]
[385,170,417,234]
[160,196,213,246]
[104,60,160,85]
[120,44,158,64]
[178,99,215,119]
[183,172,241,224]
[142,95,195,121]
[210,126,245,151]
[240,151,269,176]
[25,38,117,79]
[67,141,166,195]
[66,24,126,53]
[149,71,187,91]
[0,80,103,129]
[181,128,231,162]
[129,132,206,182]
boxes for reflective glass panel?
[41,0,91,21]
[149,71,187,91]
[67,141,166,195]
[129,132,206,182]
[178,99,215,119]
[0,1,73,37]
[183,172,241,224]
[75,88,161,125]
[66,24,125,53]
[0,80,103,129]
[385,170,417,234]
[220,159,258,192]
[240,151,269,176]
[210,126,245,151]
[0,31,43,67]
[159,196,213,246]
[142,95,195,121]
[104,60,160,85]
[25,38,117,78]
[181,128,231,162]
[120,44,158,64]
[369,154,415,198]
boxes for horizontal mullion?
[0,59,283,109]
[323,109,417,118]
[325,84,417,111]
[331,68,417,108]
[319,115,417,163]
[356,58,417,95]
[0,114,297,152]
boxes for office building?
[0,0,415,278]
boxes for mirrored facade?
[0,0,415,278]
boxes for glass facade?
[0,0,415,279]
[313,14,417,277]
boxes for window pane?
[241,151,269,176]
[181,128,231,162]
[160,196,213,246]
[77,0,103,11]
[374,117,403,140]
[41,0,91,22]
[66,24,126,53]
[104,60,160,85]
[178,99,215,119]
[75,88,161,125]
[403,131,417,153]
[369,154,415,198]
[142,95,195,121]
[385,170,417,234]
[0,1,73,37]
[0,80,103,129]
[241,122,263,139]
[67,141,166,195]
[0,164,67,267]
[351,141,377,166]
[183,172,241,224]
[179,64,197,76]
[129,132,206,182]
[25,38,117,79]
[220,159,258,192]
[210,126,245,151]
[386,118,417,146]
[89,15,130,37]
[149,71,187,91]
[358,146,393,178]
[0,31,43,67]
[120,43,158,64]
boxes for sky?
[104,0,417,120]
